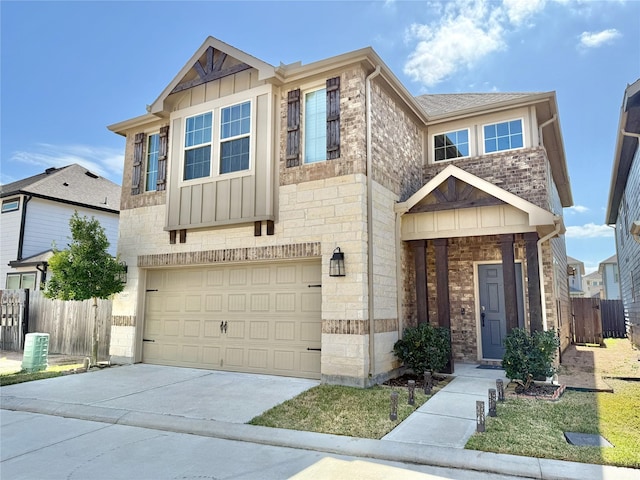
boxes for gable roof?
[0,164,121,213]
[397,164,561,235]
[606,78,640,225]
[148,36,279,116]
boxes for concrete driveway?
[1,364,318,424]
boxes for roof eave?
[107,113,162,136]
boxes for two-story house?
[582,270,604,298]
[598,255,621,300]
[0,164,121,290]
[566,256,586,297]
[108,37,573,386]
[606,78,640,348]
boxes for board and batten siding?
[22,199,119,256]
[166,84,275,231]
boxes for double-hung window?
[220,101,251,174]
[483,119,523,153]
[145,133,159,191]
[434,129,469,162]
[184,112,213,180]
[304,88,327,164]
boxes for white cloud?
[564,205,589,214]
[565,223,615,239]
[403,0,549,88]
[404,0,506,87]
[578,29,621,48]
[503,0,546,26]
[10,144,123,184]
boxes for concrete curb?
[1,397,637,480]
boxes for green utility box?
[22,333,50,372]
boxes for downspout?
[366,65,381,381]
[537,114,557,146]
[537,216,562,331]
[17,195,33,261]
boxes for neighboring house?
[567,256,586,297]
[0,164,121,290]
[108,37,573,386]
[583,270,604,298]
[606,78,640,348]
[598,255,621,300]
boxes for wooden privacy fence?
[0,290,28,351]
[28,290,112,359]
[600,299,626,338]
[571,297,626,345]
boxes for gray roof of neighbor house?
[415,93,540,118]
[599,254,618,265]
[0,164,121,213]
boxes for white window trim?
[481,117,525,155]
[2,198,20,213]
[174,85,272,187]
[431,128,471,164]
[215,99,254,178]
[182,111,214,183]
[301,83,328,165]
[145,131,160,192]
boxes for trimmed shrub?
[393,323,451,374]
[502,328,560,381]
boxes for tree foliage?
[501,328,560,382]
[393,323,451,374]
[45,212,124,301]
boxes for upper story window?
[220,101,251,174]
[483,119,523,153]
[6,272,36,290]
[286,77,340,168]
[1,198,19,213]
[184,112,213,180]
[434,129,470,162]
[146,133,159,191]
[304,88,327,164]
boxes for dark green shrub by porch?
[393,323,451,374]
[502,328,560,381]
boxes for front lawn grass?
[465,379,640,468]
[0,364,84,386]
[250,383,434,439]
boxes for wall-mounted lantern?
[118,261,128,285]
[329,247,345,277]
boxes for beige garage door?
[142,260,322,379]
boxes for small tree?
[45,212,125,365]
[393,323,451,375]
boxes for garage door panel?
[143,261,321,379]
[276,293,296,312]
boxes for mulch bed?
[383,372,449,389]
[508,381,566,401]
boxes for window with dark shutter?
[286,89,301,167]
[157,125,169,191]
[132,133,145,195]
[326,77,340,160]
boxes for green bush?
[501,328,560,381]
[393,323,451,374]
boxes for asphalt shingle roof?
[0,164,121,212]
[415,92,541,117]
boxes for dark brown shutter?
[132,133,145,195]
[286,89,301,167]
[157,125,169,191]
[326,76,340,160]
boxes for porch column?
[410,240,428,325]
[434,238,453,374]
[499,234,519,332]
[524,232,543,332]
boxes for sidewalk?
[2,362,637,479]
[383,363,503,448]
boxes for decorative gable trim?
[170,46,252,94]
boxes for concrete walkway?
[1,362,637,479]
[383,363,505,448]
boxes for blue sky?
[1,0,638,273]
